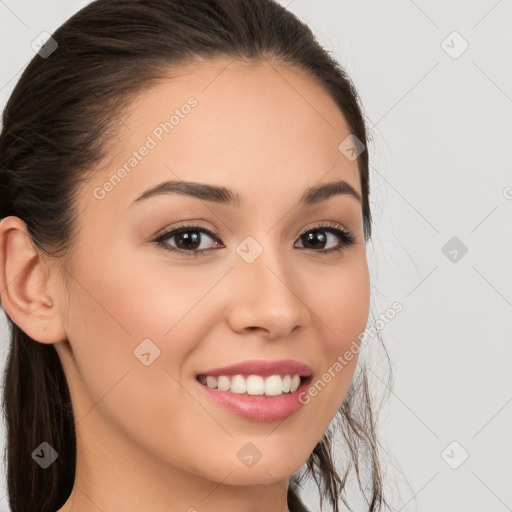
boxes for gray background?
[0,1,511,511]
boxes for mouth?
[195,372,313,422]
[195,373,312,397]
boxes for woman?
[0,0,393,510]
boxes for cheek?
[75,246,220,345]
[312,253,370,350]
[327,268,370,344]
[61,254,216,467]
[301,256,370,417]
[61,249,213,411]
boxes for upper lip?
[196,359,313,377]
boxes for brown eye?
[295,222,356,254]
[154,223,222,257]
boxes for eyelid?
[152,220,221,240]
[298,220,348,236]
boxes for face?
[51,57,370,489]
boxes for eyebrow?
[129,178,362,208]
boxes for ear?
[0,216,67,344]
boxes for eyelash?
[152,221,356,258]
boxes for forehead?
[86,57,362,216]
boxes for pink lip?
[196,375,312,422]
[196,359,313,378]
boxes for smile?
[196,373,304,396]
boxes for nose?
[226,244,311,341]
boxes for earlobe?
[0,216,67,344]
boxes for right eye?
[153,222,223,257]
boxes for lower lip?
[196,377,312,422]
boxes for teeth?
[198,374,303,396]
[290,375,301,392]
[282,374,291,393]
[217,375,230,391]
[231,375,247,394]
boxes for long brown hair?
[0,1,394,510]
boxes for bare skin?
[0,57,370,512]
